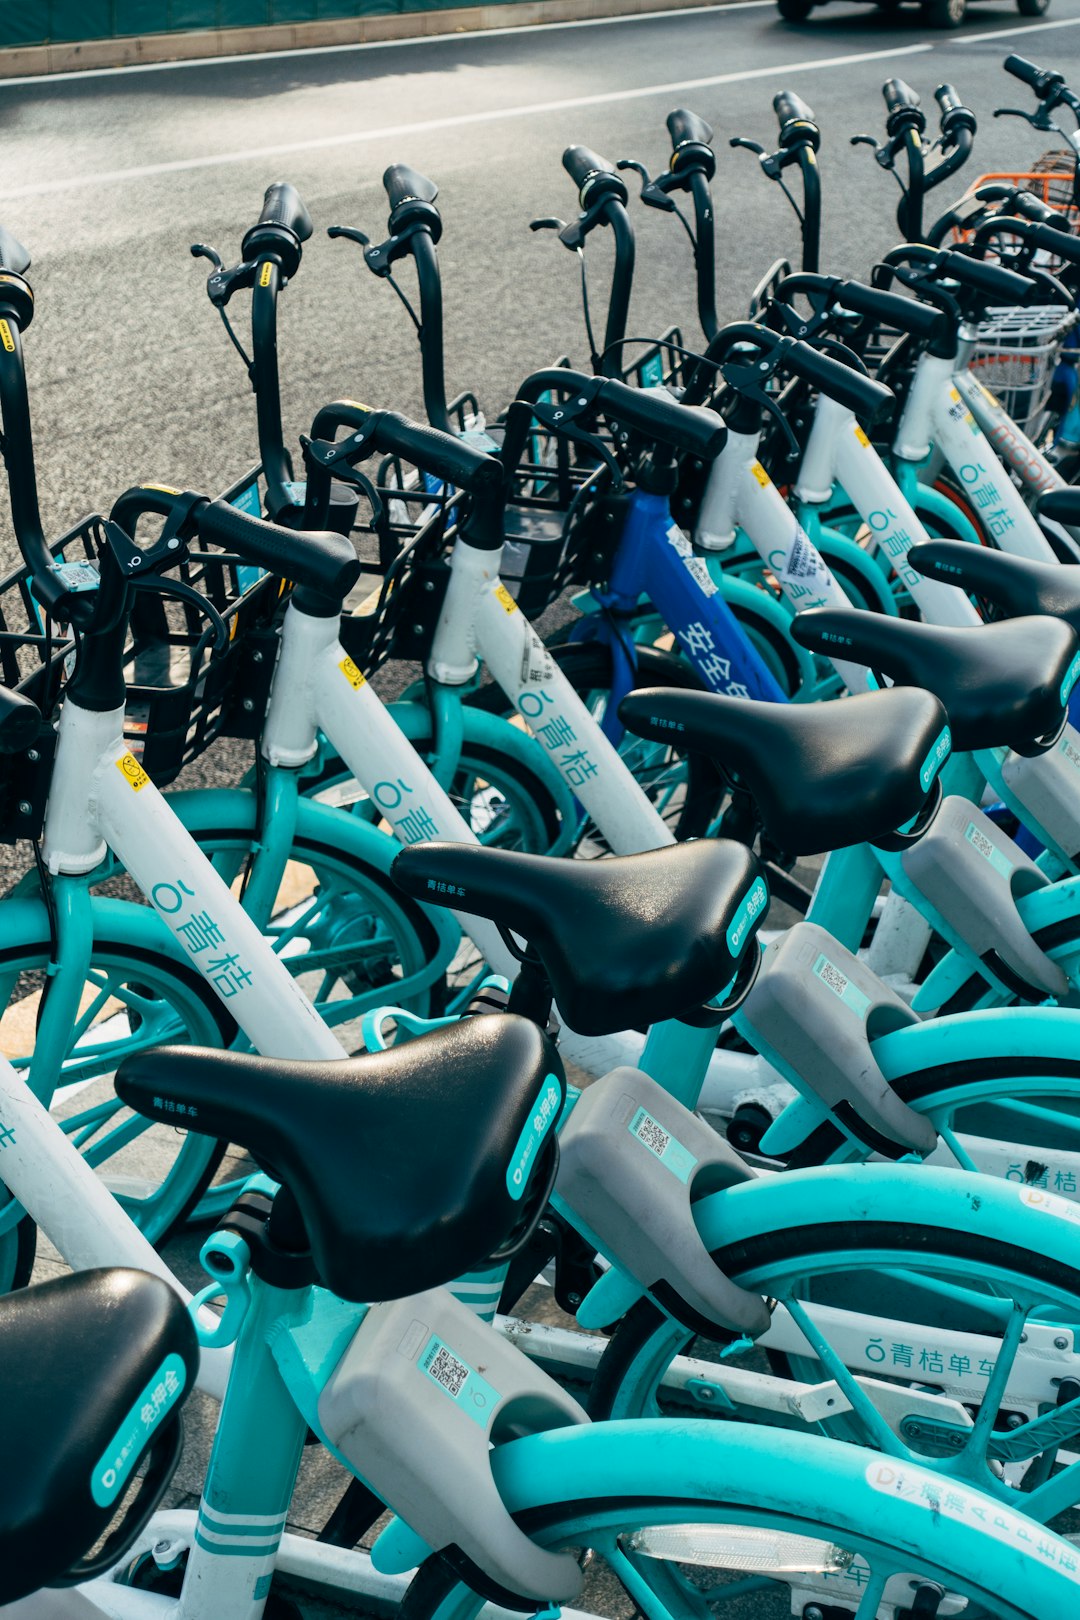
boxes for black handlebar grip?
[197,500,360,601]
[1020,219,1080,265]
[369,411,503,493]
[562,145,628,208]
[383,164,439,212]
[883,77,920,114]
[774,89,816,128]
[786,341,894,423]
[940,249,1036,302]
[241,181,312,278]
[667,108,714,150]
[935,83,962,115]
[834,280,943,341]
[0,225,30,277]
[1003,53,1062,96]
[257,182,313,244]
[595,377,726,458]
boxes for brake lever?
[729,136,766,156]
[300,434,385,526]
[328,225,371,248]
[720,356,801,458]
[200,259,257,310]
[526,397,625,487]
[616,159,679,212]
[886,262,962,325]
[190,243,223,271]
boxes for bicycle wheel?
[590,1206,1080,1528]
[0,918,235,1280]
[401,1422,1078,1620]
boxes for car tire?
[777,0,814,19]
[1016,0,1050,14]
[921,0,966,23]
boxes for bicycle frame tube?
[606,489,790,704]
[0,1059,230,1396]
[897,360,1058,565]
[42,695,346,1062]
[261,600,518,976]
[799,396,982,628]
[696,429,870,692]
[432,534,675,854]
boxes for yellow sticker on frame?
[494,582,518,614]
[854,426,871,448]
[750,461,769,487]
[339,655,367,689]
[117,752,151,792]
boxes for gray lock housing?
[318,1286,587,1606]
[1001,734,1080,869]
[893,796,1067,1001]
[734,921,936,1159]
[555,1067,770,1338]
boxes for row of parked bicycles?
[7,43,1080,1620]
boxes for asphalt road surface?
[10,6,1080,1614]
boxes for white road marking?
[951,14,1080,42]
[0,0,775,87]
[0,42,933,199]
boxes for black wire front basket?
[0,465,284,841]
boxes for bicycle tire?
[590,1213,1080,1526]
[400,1421,1078,1620]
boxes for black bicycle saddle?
[620,685,949,855]
[392,838,766,1035]
[793,606,1077,756]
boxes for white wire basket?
[968,304,1079,440]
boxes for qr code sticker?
[817,959,848,997]
[635,1114,671,1157]
[968,825,994,862]
[428,1344,469,1398]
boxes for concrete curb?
[0,0,738,79]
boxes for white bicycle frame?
[894,348,1063,565]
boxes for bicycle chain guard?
[554,1066,771,1339]
[733,921,935,1160]
[318,1286,587,1604]
[878,797,1069,1008]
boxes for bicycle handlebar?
[785,338,893,421]
[935,83,961,116]
[974,212,1080,268]
[774,89,820,149]
[942,243,1041,297]
[383,164,439,213]
[196,500,361,600]
[667,108,714,153]
[509,368,726,460]
[778,272,945,341]
[310,403,504,494]
[884,77,921,116]
[258,182,312,241]
[563,145,629,207]
[240,182,312,280]
[0,225,30,277]
[1003,53,1065,99]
